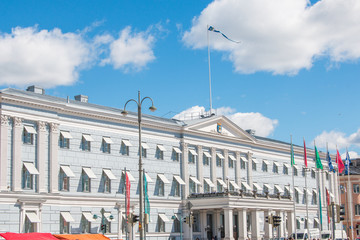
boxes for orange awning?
[53,234,111,240]
[0,232,58,240]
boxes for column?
[200,210,207,240]
[264,210,273,239]
[224,207,234,240]
[235,152,241,186]
[247,152,253,190]
[333,172,339,204]
[223,149,229,181]
[0,115,9,191]
[214,210,221,239]
[183,209,192,240]
[238,209,247,240]
[277,210,285,238]
[12,117,22,192]
[197,146,204,193]
[210,147,217,191]
[251,209,260,240]
[287,211,295,237]
[49,123,59,193]
[181,141,189,199]
[37,121,47,193]
[116,203,123,240]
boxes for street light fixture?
[122,91,156,240]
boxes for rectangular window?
[59,131,72,149]
[82,134,93,151]
[60,212,74,234]
[203,156,209,165]
[59,166,74,191]
[204,182,210,193]
[252,161,257,171]
[188,149,197,164]
[312,192,317,205]
[228,159,234,168]
[22,163,39,190]
[174,217,181,232]
[81,215,91,233]
[283,165,289,175]
[141,143,149,158]
[355,204,360,215]
[158,180,164,196]
[102,137,112,154]
[189,180,196,194]
[24,212,39,233]
[173,147,181,161]
[217,182,223,192]
[241,159,246,169]
[293,166,298,176]
[157,145,166,160]
[262,162,268,172]
[82,167,97,193]
[354,184,360,193]
[273,164,278,174]
[311,169,316,178]
[121,140,132,156]
[216,153,224,167]
[295,191,299,203]
[23,126,36,144]
[174,181,180,197]
[158,214,167,232]
[103,169,116,193]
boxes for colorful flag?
[208,26,240,43]
[326,150,334,172]
[144,172,150,215]
[304,139,308,168]
[326,188,330,224]
[291,142,295,166]
[336,150,345,173]
[345,149,351,175]
[126,172,131,216]
[315,146,323,170]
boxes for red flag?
[126,172,131,216]
[336,150,345,173]
[303,139,308,167]
[326,188,330,223]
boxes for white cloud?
[341,151,359,160]
[314,129,360,152]
[183,0,360,74]
[0,26,92,88]
[173,105,278,137]
[102,26,155,72]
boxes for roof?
[0,233,58,240]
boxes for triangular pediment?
[184,115,256,142]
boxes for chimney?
[246,129,256,136]
[26,85,45,94]
[74,95,88,103]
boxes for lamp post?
[122,91,156,240]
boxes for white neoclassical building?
[0,86,340,240]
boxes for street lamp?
[122,91,156,240]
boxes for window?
[293,166,298,176]
[217,182,223,192]
[204,178,214,193]
[216,153,224,167]
[102,137,113,153]
[81,213,93,233]
[103,169,116,193]
[311,169,316,178]
[189,149,197,163]
[302,167,306,177]
[141,143,149,158]
[121,140,132,156]
[173,147,181,161]
[295,190,299,204]
[82,167,97,193]
[283,164,289,175]
[82,134,93,151]
[189,177,200,194]
[158,214,169,232]
[24,212,39,233]
[157,174,169,196]
[60,212,74,234]
[252,159,257,171]
[354,184,360,193]
[203,152,211,165]
[22,162,39,190]
[312,191,317,205]
[204,181,210,193]
[23,126,36,144]
[157,145,166,160]
[173,176,184,197]
[228,155,236,168]
[273,163,279,174]
[173,216,181,232]
[103,213,114,233]
[59,131,72,149]
[325,171,329,180]
[262,160,268,172]
[59,166,75,191]
[355,204,360,215]
[241,157,247,169]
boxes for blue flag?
[327,150,334,172]
[208,26,240,43]
[345,150,351,175]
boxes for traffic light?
[127,214,133,223]
[272,215,281,227]
[265,214,273,225]
[144,213,149,224]
[184,216,190,224]
[132,214,139,223]
[339,205,345,221]
[190,214,194,225]
[100,224,106,231]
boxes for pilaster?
[247,151,253,189]
[286,211,295,237]
[200,210,207,240]
[37,121,47,193]
[224,207,234,240]
[181,141,189,199]
[49,123,59,193]
[0,115,9,191]
[251,209,260,240]
[210,147,217,190]
[238,209,247,240]
[12,117,22,191]
[235,152,241,186]
[197,145,204,193]
[223,149,229,181]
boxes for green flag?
[318,187,323,230]
[144,172,150,215]
[315,146,323,169]
[291,142,295,166]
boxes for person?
[214,235,217,240]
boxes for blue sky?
[1,0,360,157]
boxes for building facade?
[0,86,340,240]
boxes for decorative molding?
[38,121,47,132]
[1,115,9,126]
[13,117,22,127]
[49,123,59,133]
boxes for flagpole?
[347,148,354,240]
[207,25,213,114]
[304,138,310,239]
[335,146,344,240]
[326,143,331,233]
[290,135,297,240]
[314,141,322,238]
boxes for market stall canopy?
[0,232,58,240]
